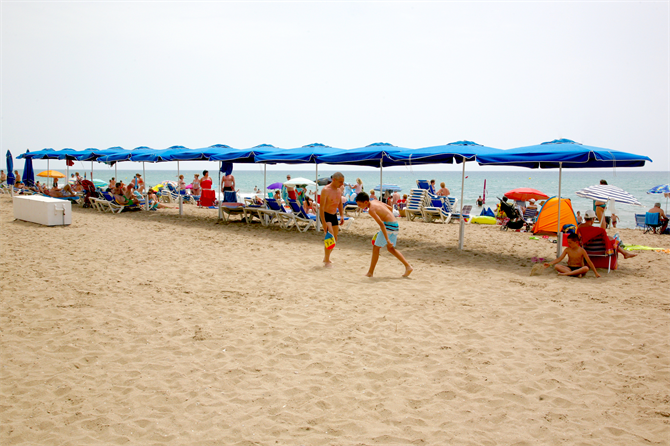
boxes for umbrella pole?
[315,163,320,231]
[458,157,466,250]
[47,159,50,188]
[91,161,94,184]
[218,162,223,221]
[379,159,383,202]
[115,163,117,185]
[556,163,563,257]
[178,161,183,216]
[143,162,148,211]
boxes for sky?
[2,1,668,173]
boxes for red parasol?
[504,187,549,201]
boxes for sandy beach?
[1,195,669,445]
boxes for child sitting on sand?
[355,192,413,278]
[544,233,600,278]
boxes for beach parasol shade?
[267,182,283,190]
[647,184,670,194]
[22,153,35,187]
[504,188,548,201]
[373,184,402,192]
[284,177,316,186]
[37,170,65,179]
[575,184,642,206]
[6,150,15,185]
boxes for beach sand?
[1,195,669,445]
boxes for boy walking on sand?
[544,233,600,278]
[356,192,413,277]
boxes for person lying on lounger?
[544,233,600,278]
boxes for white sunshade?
[284,177,316,187]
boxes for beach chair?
[100,191,140,213]
[523,207,538,226]
[343,200,361,217]
[335,209,355,230]
[580,228,618,273]
[219,190,248,223]
[405,188,430,221]
[644,212,663,234]
[416,180,430,190]
[634,213,647,230]
[422,197,450,223]
[287,200,317,232]
[264,198,294,229]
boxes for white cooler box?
[13,195,72,226]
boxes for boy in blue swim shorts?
[356,192,413,278]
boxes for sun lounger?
[263,198,294,229]
[287,199,317,232]
[343,201,361,217]
[405,188,430,221]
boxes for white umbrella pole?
[91,161,94,183]
[263,164,267,198]
[66,163,69,188]
[218,161,223,221]
[178,161,183,216]
[458,158,466,250]
[143,162,148,211]
[115,163,117,185]
[556,162,563,257]
[315,163,320,231]
[379,159,383,201]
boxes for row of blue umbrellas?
[13,139,652,167]
[8,139,656,253]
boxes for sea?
[16,165,669,229]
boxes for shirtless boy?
[356,192,413,277]
[544,233,600,278]
[320,172,345,267]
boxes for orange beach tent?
[532,196,578,236]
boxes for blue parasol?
[373,184,402,192]
[22,150,35,187]
[648,184,670,209]
[6,150,15,185]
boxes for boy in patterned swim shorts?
[356,192,413,278]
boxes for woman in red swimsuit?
[200,170,213,190]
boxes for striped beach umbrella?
[575,184,642,206]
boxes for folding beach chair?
[287,200,317,232]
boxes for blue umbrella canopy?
[317,142,408,167]
[18,148,58,159]
[373,183,402,191]
[392,141,502,165]
[6,150,15,185]
[98,146,154,163]
[22,150,35,187]
[130,145,190,162]
[476,138,652,168]
[255,143,342,164]
[167,144,236,161]
[208,144,279,163]
[648,184,670,194]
